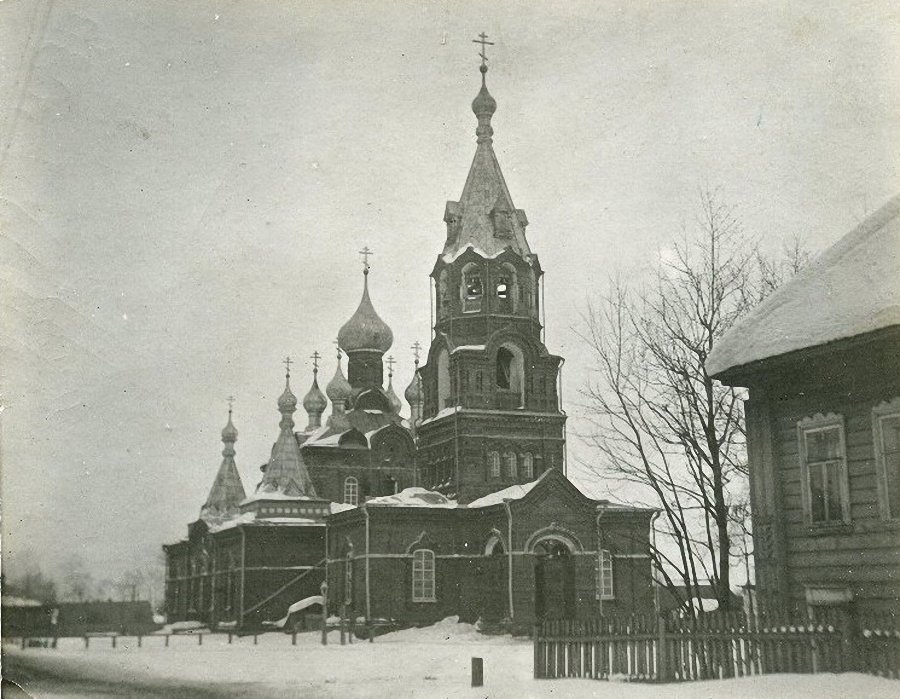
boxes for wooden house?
[707,194,900,617]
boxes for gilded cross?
[386,354,396,376]
[333,338,342,360]
[359,246,374,271]
[226,395,235,414]
[310,350,321,373]
[472,32,494,67]
[283,355,293,377]
[411,340,422,364]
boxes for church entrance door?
[481,544,508,621]
[534,540,575,620]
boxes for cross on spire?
[386,354,396,376]
[283,355,293,378]
[226,395,235,415]
[472,32,494,68]
[310,350,321,373]
[333,338,342,360]
[411,340,422,364]
[359,246,373,273]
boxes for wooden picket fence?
[534,612,900,682]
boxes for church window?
[496,348,513,389]
[599,550,614,599]
[343,477,359,506]
[462,264,483,313]
[496,263,517,313]
[412,549,436,602]
[504,451,517,479]
[439,270,450,313]
[495,343,524,399]
[522,452,533,479]
[488,451,501,479]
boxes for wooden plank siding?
[755,347,900,614]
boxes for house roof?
[706,194,900,378]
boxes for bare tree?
[579,189,798,614]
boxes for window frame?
[411,549,436,603]
[797,413,851,526]
[504,451,517,479]
[343,476,359,506]
[488,451,501,479]
[872,398,900,520]
[521,452,534,480]
[599,549,614,600]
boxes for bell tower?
[415,40,566,503]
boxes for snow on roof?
[208,511,256,533]
[451,344,486,354]
[365,487,458,508]
[2,596,43,607]
[240,490,315,505]
[707,194,900,377]
[419,405,459,426]
[330,501,356,514]
[466,478,540,508]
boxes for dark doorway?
[480,541,508,621]
[534,540,575,620]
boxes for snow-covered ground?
[4,617,897,698]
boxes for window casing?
[504,451,517,479]
[462,264,483,313]
[522,452,534,479]
[873,399,900,520]
[798,414,850,525]
[343,476,359,506]
[599,549,614,599]
[412,549,436,602]
[488,451,501,479]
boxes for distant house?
[1,599,158,638]
[707,194,900,617]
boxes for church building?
[164,51,655,633]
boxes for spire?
[200,398,247,523]
[385,354,402,414]
[303,351,327,431]
[259,359,317,497]
[441,36,531,263]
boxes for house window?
[599,550,614,599]
[799,415,850,524]
[343,477,359,506]
[504,451,517,479]
[522,452,533,479]
[488,451,500,479]
[462,264,483,313]
[873,399,900,519]
[412,549,436,602]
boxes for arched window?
[496,343,524,398]
[496,263,517,313]
[488,451,501,479]
[522,452,534,479]
[439,269,449,314]
[343,476,359,506]
[504,451,517,479]
[412,549,436,602]
[436,349,451,409]
[461,263,483,313]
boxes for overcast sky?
[1,0,898,587]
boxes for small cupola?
[302,351,327,431]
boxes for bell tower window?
[496,347,513,389]
[462,263,483,313]
[495,263,517,314]
[495,343,524,403]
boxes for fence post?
[84,635,89,649]
[112,635,116,649]
[165,634,169,647]
[138,634,142,648]
[657,616,670,682]
[533,625,541,679]
[292,629,297,646]
[228,632,233,644]
[320,579,329,647]
[253,634,258,645]
[471,657,484,687]
[198,633,203,646]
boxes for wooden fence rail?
[534,612,900,682]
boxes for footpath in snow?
[3,616,898,698]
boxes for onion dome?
[221,405,238,445]
[326,354,352,405]
[338,269,393,354]
[201,401,247,523]
[303,363,327,431]
[404,371,424,407]
[472,64,496,143]
[385,362,402,415]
